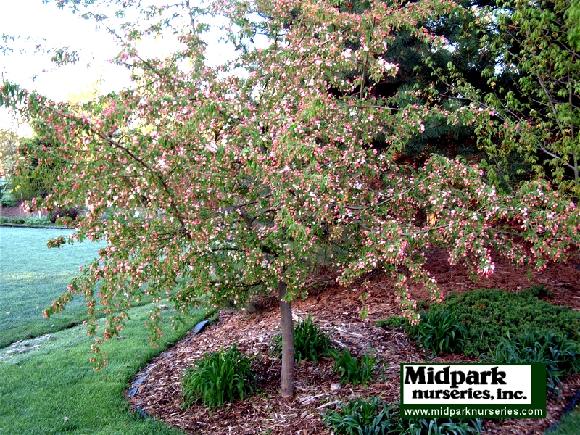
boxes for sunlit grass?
[0,304,204,434]
[0,226,105,347]
[0,226,207,433]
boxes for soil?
[128,250,580,434]
[0,205,34,218]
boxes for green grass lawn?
[0,226,206,433]
[0,227,104,347]
[0,304,204,434]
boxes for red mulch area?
[424,249,580,310]
[0,205,32,218]
[128,251,580,434]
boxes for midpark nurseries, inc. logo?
[400,363,547,419]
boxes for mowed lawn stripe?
[0,227,164,348]
[0,303,203,434]
[0,227,104,348]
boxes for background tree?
[8,134,66,202]
[446,0,579,195]
[0,0,577,398]
[0,128,19,205]
[0,128,18,178]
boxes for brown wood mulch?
[0,205,34,217]
[128,251,580,434]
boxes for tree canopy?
[0,0,578,396]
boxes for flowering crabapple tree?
[1,0,578,397]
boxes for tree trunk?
[278,280,295,398]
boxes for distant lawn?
[0,227,103,347]
[0,226,205,433]
[0,303,205,434]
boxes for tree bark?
[278,280,295,398]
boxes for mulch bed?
[0,205,34,218]
[129,251,580,434]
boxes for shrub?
[0,190,17,207]
[181,346,255,408]
[271,316,331,362]
[0,217,25,225]
[377,289,580,392]
[49,207,80,224]
[520,285,552,299]
[0,216,52,226]
[323,397,483,435]
[384,289,580,357]
[377,312,465,355]
[26,216,52,226]
[405,418,483,435]
[491,331,579,392]
[330,348,376,385]
[455,290,578,356]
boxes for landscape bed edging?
[127,316,216,419]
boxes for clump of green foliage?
[182,346,255,408]
[376,316,410,330]
[330,349,376,385]
[426,289,579,356]
[10,136,63,201]
[322,397,399,434]
[379,289,579,356]
[520,285,552,299]
[378,288,580,392]
[491,331,579,392]
[405,418,483,435]
[0,216,53,226]
[415,309,466,355]
[377,311,465,355]
[271,316,331,362]
[0,182,18,207]
[323,397,482,435]
[545,408,580,435]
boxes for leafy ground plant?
[271,316,332,362]
[378,288,579,356]
[377,311,465,355]
[330,348,376,385]
[491,331,579,392]
[182,345,255,408]
[405,418,483,435]
[0,216,53,226]
[323,397,482,435]
[546,408,580,435]
[378,288,580,392]
[322,397,400,435]
[425,289,580,356]
[414,309,466,355]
